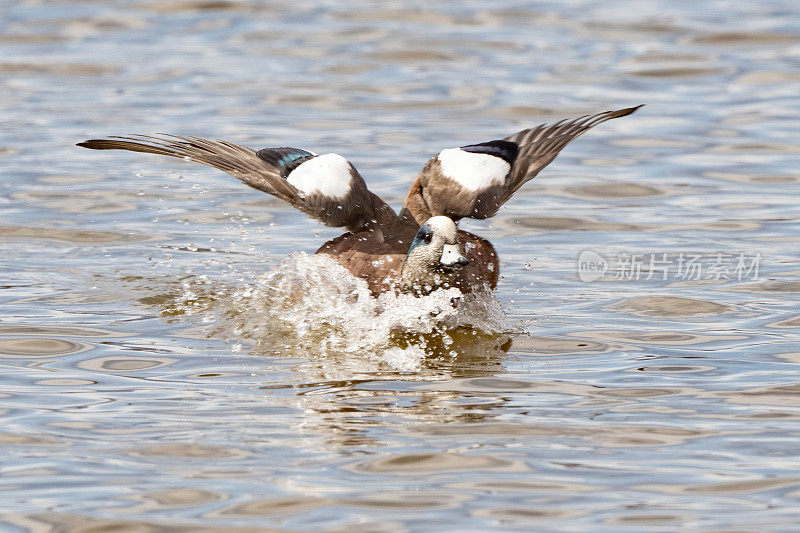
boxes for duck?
[78,105,641,296]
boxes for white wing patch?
[287,153,352,199]
[437,148,510,192]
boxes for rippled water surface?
[2,0,800,530]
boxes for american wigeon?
[78,105,641,295]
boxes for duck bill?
[439,243,469,269]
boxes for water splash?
[164,253,513,371]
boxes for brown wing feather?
[503,105,643,194]
[78,135,299,200]
[77,134,396,231]
[399,105,642,225]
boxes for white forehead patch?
[287,153,352,199]
[425,215,458,241]
[437,148,511,192]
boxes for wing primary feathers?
[78,133,398,231]
[505,105,643,188]
[79,134,300,199]
[399,105,642,223]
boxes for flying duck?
[78,105,641,295]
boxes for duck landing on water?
[78,105,641,296]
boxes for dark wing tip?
[77,140,102,149]
[617,104,645,117]
[77,139,136,150]
[75,137,174,156]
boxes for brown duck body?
[316,223,498,295]
[77,106,640,295]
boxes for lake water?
[2,0,800,531]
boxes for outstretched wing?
[400,105,642,223]
[502,105,642,194]
[77,134,396,232]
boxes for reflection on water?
[2,0,800,530]
[611,295,731,317]
[0,337,90,358]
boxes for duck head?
[399,216,469,295]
